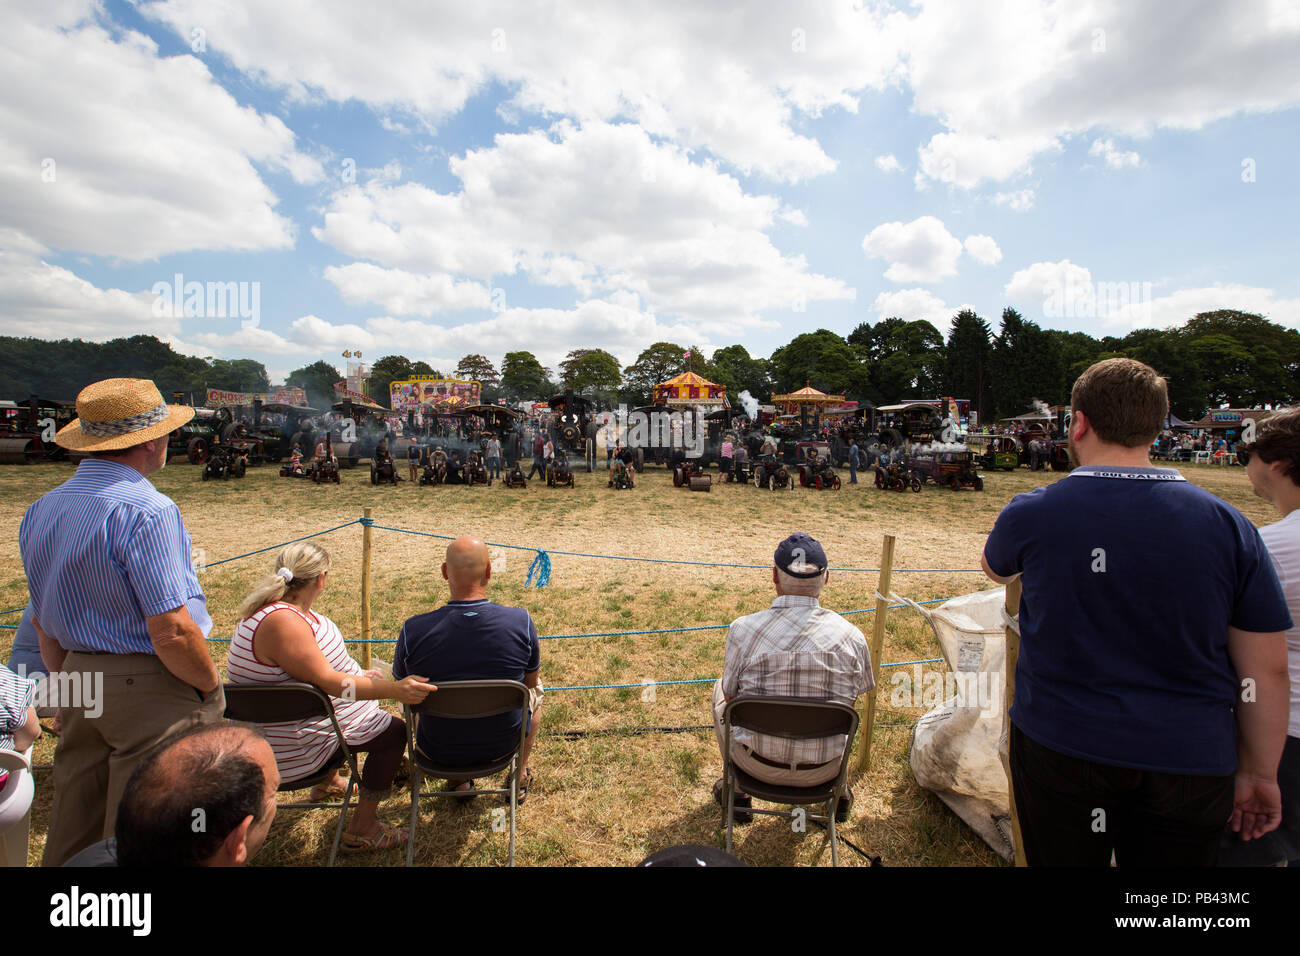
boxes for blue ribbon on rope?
[526,550,551,588]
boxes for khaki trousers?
[711,680,840,788]
[42,651,224,867]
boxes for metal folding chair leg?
[724,768,735,854]
[406,763,422,867]
[507,757,517,867]
[827,796,839,868]
[326,775,357,867]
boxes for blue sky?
[2,0,1298,384]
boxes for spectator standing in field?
[982,359,1291,866]
[20,378,224,866]
[526,431,547,480]
[1220,408,1300,866]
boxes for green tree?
[500,351,553,403]
[707,344,772,407]
[205,358,270,394]
[455,354,499,388]
[620,341,692,405]
[1179,310,1300,407]
[848,318,945,403]
[368,355,415,409]
[558,349,622,406]
[286,360,342,410]
[944,309,992,421]
[989,308,1064,418]
[767,329,865,398]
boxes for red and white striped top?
[227,603,393,784]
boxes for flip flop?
[506,767,534,805]
[447,778,476,802]
[309,780,348,802]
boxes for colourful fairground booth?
[651,371,729,409]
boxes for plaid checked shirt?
[721,594,873,766]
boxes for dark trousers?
[324,716,407,798]
[1009,723,1234,866]
[526,455,545,479]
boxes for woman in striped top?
[229,543,435,852]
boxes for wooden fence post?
[856,534,896,775]
[361,507,373,669]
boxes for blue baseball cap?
[774,532,827,578]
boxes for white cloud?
[323,263,492,316]
[861,215,964,284]
[146,0,909,183]
[963,234,1002,266]
[1001,261,1300,334]
[311,121,855,323]
[1088,137,1141,169]
[1102,283,1300,332]
[869,287,960,327]
[0,2,321,260]
[991,189,1036,212]
[0,239,167,341]
[904,0,1300,188]
[875,153,903,173]
[1004,259,1097,317]
[916,132,1058,189]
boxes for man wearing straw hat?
[19,378,224,866]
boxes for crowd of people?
[4,363,1298,868]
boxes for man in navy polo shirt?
[982,358,1291,866]
[394,537,543,798]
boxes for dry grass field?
[0,456,1272,867]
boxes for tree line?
[5,308,1298,422]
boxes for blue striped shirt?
[18,459,211,655]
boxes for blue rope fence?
[367,519,981,577]
[4,519,963,688]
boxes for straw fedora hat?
[56,378,195,451]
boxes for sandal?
[341,821,408,852]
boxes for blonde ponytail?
[236,541,332,620]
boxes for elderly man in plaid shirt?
[711,532,873,824]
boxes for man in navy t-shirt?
[394,537,543,796]
[982,358,1291,866]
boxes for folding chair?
[222,682,360,867]
[403,680,529,867]
[721,696,860,867]
[0,747,34,867]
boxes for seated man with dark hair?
[64,723,279,867]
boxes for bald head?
[443,536,491,599]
